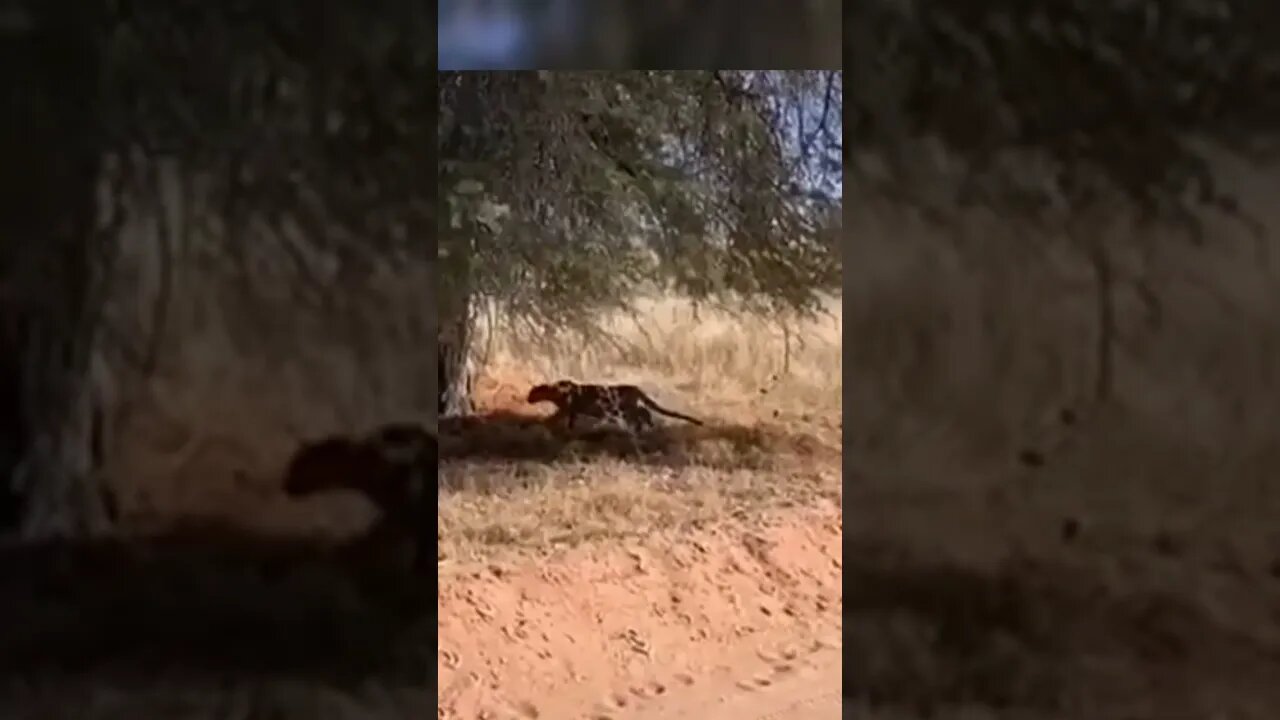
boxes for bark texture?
[2,4,115,539]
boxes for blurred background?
[438,0,843,70]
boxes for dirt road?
[626,641,842,720]
[437,504,843,720]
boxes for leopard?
[282,422,436,572]
[527,380,703,433]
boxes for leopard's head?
[527,380,575,405]
[283,435,382,497]
[527,384,554,404]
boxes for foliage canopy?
[850,1,1280,235]
[438,71,843,331]
[85,3,435,285]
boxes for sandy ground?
[437,504,842,720]
[625,643,841,720]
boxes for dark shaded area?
[0,304,27,533]
[842,540,1280,716]
[1,1,108,537]
[439,410,681,465]
[2,3,436,710]
[438,410,830,479]
[0,526,435,684]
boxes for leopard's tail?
[637,391,703,425]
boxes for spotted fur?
[527,380,702,432]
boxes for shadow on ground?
[439,410,833,470]
[0,521,434,686]
[841,537,1280,717]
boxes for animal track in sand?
[586,631,840,719]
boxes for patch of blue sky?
[438,2,533,70]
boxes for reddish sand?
[437,505,842,719]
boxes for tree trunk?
[437,215,475,417]
[2,4,115,539]
[438,292,474,417]
[437,74,491,418]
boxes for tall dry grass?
[472,293,842,422]
[439,294,843,561]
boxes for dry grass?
[439,293,843,562]
[432,294,845,718]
